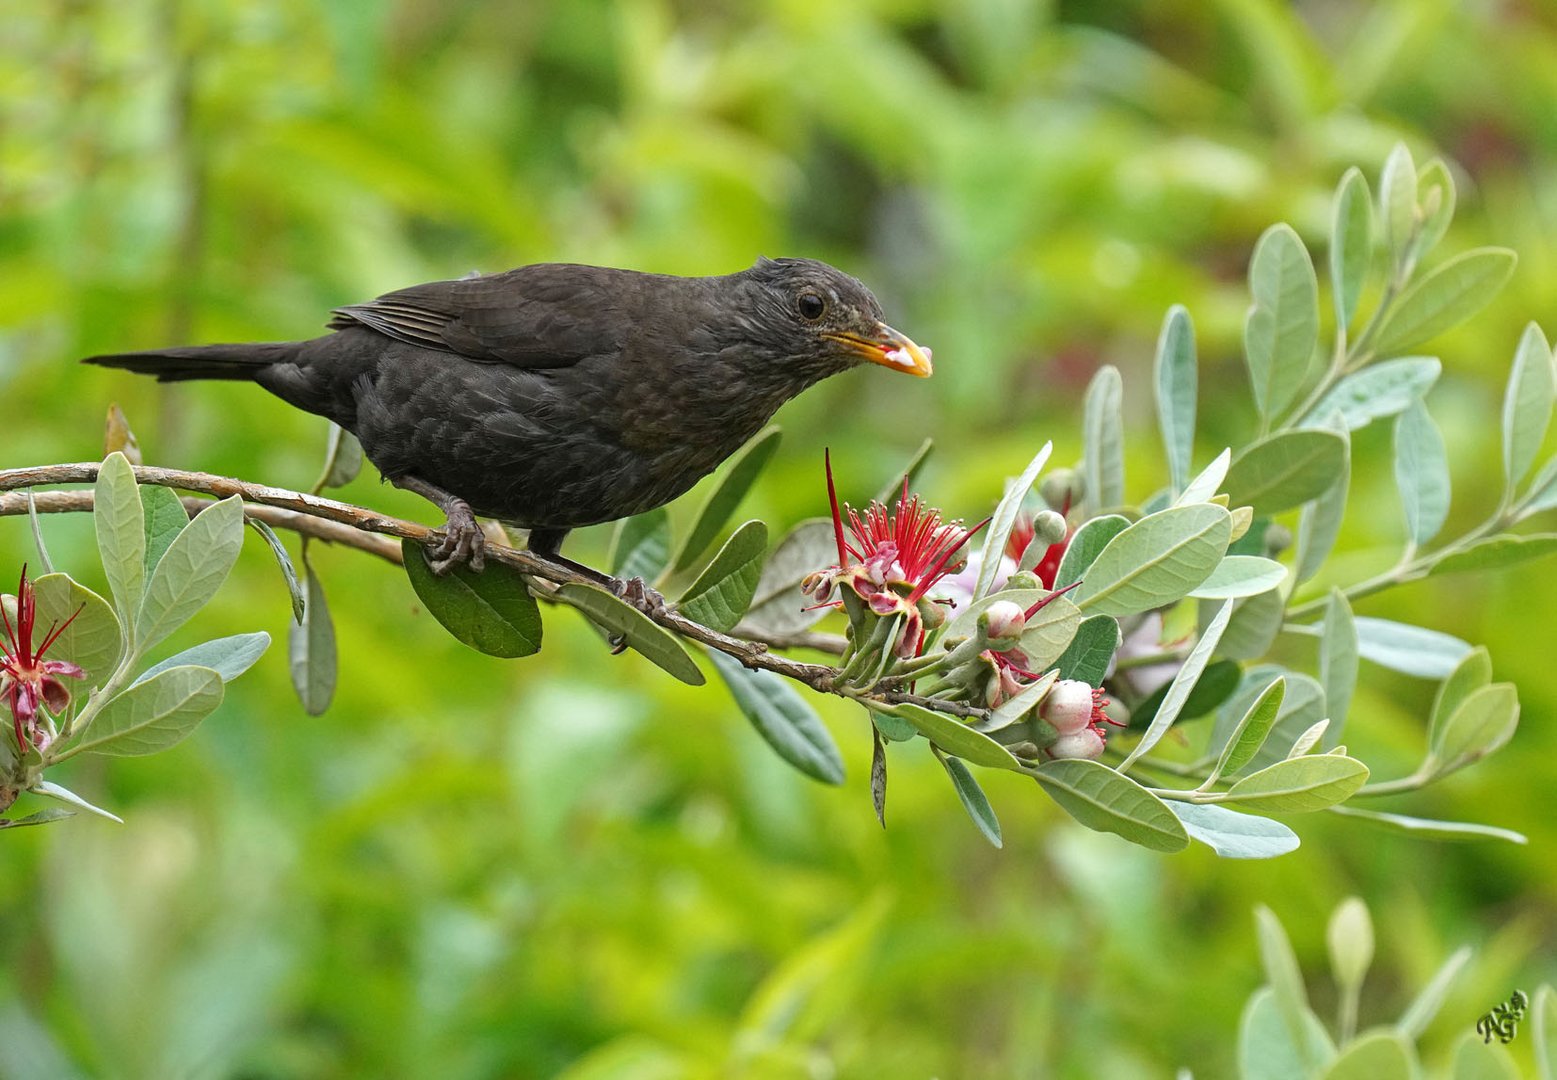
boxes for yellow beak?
[825,324,934,378]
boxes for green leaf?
[1052,514,1130,589]
[1320,1030,1414,1080]
[1534,986,1557,1080]
[1075,504,1232,616]
[403,539,543,659]
[1255,905,1324,1073]
[1129,658,1240,733]
[1219,588,1285,661]
[1188,555,1288,599]
[981,670,1058,734]
[28,573,121,689]
[26,489,54,575]
[609,508,672,582]
[1083,366,1124,510]
[1503,322,1555,493]
[1154,305,1197,495]
[1210,677,1286,784]
[1429,533,1557,577]
[0,807,75,829]
[1373,248,1517,354]
[974,441,1053,600]
[884,702,1024,772]
[247,520,304,623]
[1394,401,1450,547]
[1430,646,1492,755]
[1379,143,1417,269]
[1398,946,1473,1040]
[1224,755,1369,812]
[1014,595,1082,672]
[871,437,934,505]
[1320,590,1358,748]
[316,424,363,489]
[31,780,123,823]
[1301,358,1440,431]
[1295,417,1350,585]
[707,649,842,784]
[1520,456,1557,516]
[1054,615,1121,686]
[94,451,145,627]
[1286,719,1329,758]
[138,632,271,687]
[1414,158,1456,265]
[556,584,703,686]
[1034,758,1189,852]
[1430,682,1519,778]
[289,558,336,715]
[1224,430,1348,515]
[938,753,1002,848]
[1328,805,1525,845]
[1170,801,1299,859]
[669,426,780,573]
[1327,897,1374,995]
[1210,669,1326,771]
[140,484,188,574]
[1245,224,1320,420]
[1330,167,1373,331]
[1451,1033,1519,1080]
[872,708,916,743]
[676,520,768,633]
[73,665,224,756]
[1238,987,1336,1080]
[1354,616,1469,677]
[1120,600,1233,769]
[135,495,245,655]
[1177,447,1231,506]
[741,518,835,636]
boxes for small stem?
[1337,982,1361,1045]
[1114,647,1189,671]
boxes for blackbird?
[84,257,932,574]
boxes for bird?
[83,257,932,576]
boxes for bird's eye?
[797,291,826,321]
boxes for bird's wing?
[327,264,631,369]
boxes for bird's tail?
[82,341,297,383]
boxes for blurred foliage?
[5,0,1557,1076]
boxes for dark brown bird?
[83,258,932,573]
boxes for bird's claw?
[611,576,666,615]
[427,506,486,575]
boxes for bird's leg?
[528,527,665,655]
[393,475,486,574]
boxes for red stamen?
[1024,579,1083,620]
[35,603,85,659]
[825,450,847,566]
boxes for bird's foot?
[428,503,486,574]
[605,577,667,654]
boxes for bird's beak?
[825,324,934,378]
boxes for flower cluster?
[1039,679,1123,760]
[1,567,85,755]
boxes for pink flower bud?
[1040,678,1095,735]
[979,600,1027,648]
[1049,728,1105,760]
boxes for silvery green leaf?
[316,424,363,490]
[1320,590,1358,748]
[939,754,1001,849]
[1224,431,1347,515]
[26,489,54,575]
[1245,224,1320,421]
[291,558,338,714]
[1397,947,1473,1040]
[1328,805,1525,845]
[1187,556,1287,600]
[1327,898,1373,995]
[556,584,702,686]
[1209,677,1286,785]
[135,632,271,687]
[1354,616,1469,678]
[1330,167,1373,332]
[32,780,123,823]
[135,496,245,655]
[1238,987,1336,1080]
[973,441,1052,601]
[1379,143,1417,271]
[1393,400,1450,547]
[1429,646,1491,757]
[1154,305,1197,495]
[1224,755,1369,813]
[1255,905,1326,1073]
[1170,801,1298,860]
[1428,533,1557,577]
[1053,514,1129,589]
[1217,588,1285,661]
[1034,759,1188,852]
[1299,358,1440,431]
[740,518,835,636]
[1320,1031,1414,1079]
[1413,158,1456,265]
[1372,248,1516,355]
[609,508,672,582]
[29,573,121,689]
[1503,322,1555,493]
[1083,366,1124,511]
[708,648,842,785]
[1118,599,1232,771]
[73,665,224,756]
[1520,456,1557,516]
[677,520,768,633]
[247,519,304,623]
[140,484,188,575]
[1054,614,1121,686]
[1428,682,1518,778]
[1177,448,1232,506]
[1295,416,1350,586]
[94,452,145,627]
[1075,504,1232,617]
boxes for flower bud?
[917,595,950,631]
[978,600,1027,650]
[1004,569,1042,592]
[1265,523,1293,558]
[1040,468,1081,510]
[1040,678,1095,735]
[1049,728,1105,760]
[1030,509,1067,548]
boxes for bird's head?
[737,257,933,381]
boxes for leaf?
[676,520,768,633]
[556,584,704,686]
[31,780,123,823]
[1119,600,1233,770]
[1430,682,1519,777]
[871,437,934,505]
[94,451,145,626]
[1391,400,1452,550]
[1330,167,1373,331]
[1379,143,1417,269]
[316,424,363,489]
[608,508,672,583]
[1320,590,1358,748]
[1224,755,1369,812]
[402,538,543,659]
[1083,366,1124,510]
[1245,223,1320,420]
[136,632,271,687]
[140,484,188,574]
[1170,801,1299,859]
[1256,905,1323,1072]
[1295,414,1350,586]
[939,753,1002,848]
[1188,556,1288,599]
[1219,588,1286,661]
[29,573,121,689]
[1052,514,1130,589]
[1414,158,1457,266]
[1210,677,1286,784]
[669,426,780,573]
[980,670,1058,734]
[1328,806,1526,845]
[1238,987,1336,1080]
[26,489,54,575]
[1034,758,1189,852]
[1520,456,1557,516]
[1286,719,1329,758]
[1177,448,1232,506]
[73,665,224,756]
[1155,305,1197,495]
[248,520,304,623]
[741,518,836,635]
[135,495,245,655]
[1055,615,1121,686]
[1373,248,1517,354]
[1397,946,1473,1040]
[1014,595,1082,672]
[871,726,887,825]
[0,807,74,829]
[103,401,142,464]
[289,559,336,715]
[1327,897,1374,994]
[707,649,842,784]
[1430,534,1557,577]
[1354,617,1470,677]
[1430,646,1492,755]
[1451,1033,1519,1080]
[1539,986,1557,1080]
[1075,504,1232,616]
[884,702,1024,771]
[1300,358,1441,431]
[974,442,1053,601]
[1503,322,1555,492]
[1224,430,1348,515]
[1320,1031,1415,1080]
[1129,659,1240,733]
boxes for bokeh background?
[4,1,1557,1076]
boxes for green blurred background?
[4,1,1557,1076]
